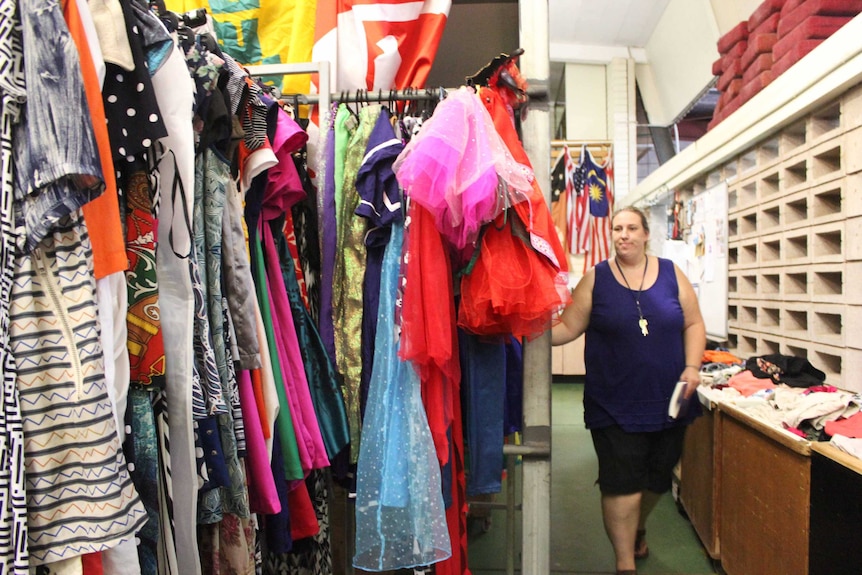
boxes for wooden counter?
[718,403,811,575]
[678,400,721,560]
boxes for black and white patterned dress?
[0,0,27,571]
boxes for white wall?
[708,0,764,34]
[636,0,720,126]
[564,63,607,140]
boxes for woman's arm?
[674,264,707,396]
[551,268,595,346]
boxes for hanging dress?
[455,87,571,340]
[355,107,404,419]
[332,104,380,462]
[0,0,27,570]
[392,86,533,252]
[353,221,451,571]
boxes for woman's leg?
[601,491,641,572]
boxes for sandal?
[617,570,638,575]
[634,529,649,560]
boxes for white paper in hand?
[668,381,690,419]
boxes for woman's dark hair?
[612,206,649,234]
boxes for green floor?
[466,382,719,575]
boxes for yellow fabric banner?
[164,0,317,95]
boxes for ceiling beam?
[550,42,648,64]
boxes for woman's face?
[612,210,649,258]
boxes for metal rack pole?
[244,61,331,117]
[518,0,553,574]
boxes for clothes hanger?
[465,47,525,89]
[340,90,359,119]
[159,10,179,33]
[182,7,208,28]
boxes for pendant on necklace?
[639,317,649,336]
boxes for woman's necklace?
[615,255,649,336]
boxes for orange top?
[64,0,128,278]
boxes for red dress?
[458,87,570,339]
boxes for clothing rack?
[246,57,551,575]
[286,86,451,106]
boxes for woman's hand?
[680,365,701,398]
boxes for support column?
[518,1,552,574]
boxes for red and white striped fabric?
[312,0,451,92]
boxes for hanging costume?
[353,220,451,571]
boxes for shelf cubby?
[728,187,738,211]
[760,273,780,296]
[759,137,780,165]
[813,270,843,297]
[813,227,843,260]
[784,232,809,261]
[761,338,781,355]
[761,306,780,328]
[784,271,809,297]
[740,212,758,236]
[728,245,738,266]
[786,344,809,360]
[740,305,758,327]
[810,102,842,140]
[739,181,758,207]
[813,310,843,339]
[728,217,738,239]
[740,274,758,295]
[783,160,808,190]
[780,120,807,155]
[739,149,758,174]
[784,308,809,334]
[740,241,758,265]
[760,236,781,263]
[811,145,842,180]
[812,349,842,381]
[812,185,842,219]
[759,172,779,198]
[784,195,809,226]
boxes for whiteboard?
[661,182,729,341]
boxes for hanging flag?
[575,147,614,271]
[550,146,570,253]
[312,0,451,92]
[572,146,588,256]
[164,0,318,96]
[551,144,582,255]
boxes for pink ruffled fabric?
[393,87,533,249]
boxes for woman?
[552,207,706,575]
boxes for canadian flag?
[313,0,451,92]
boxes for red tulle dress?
[457,87,571,339]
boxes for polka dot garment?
[101,0,167,162]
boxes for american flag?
[573,146,614,272]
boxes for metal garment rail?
[244,62,331,115]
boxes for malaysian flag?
[574,146,614,271]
